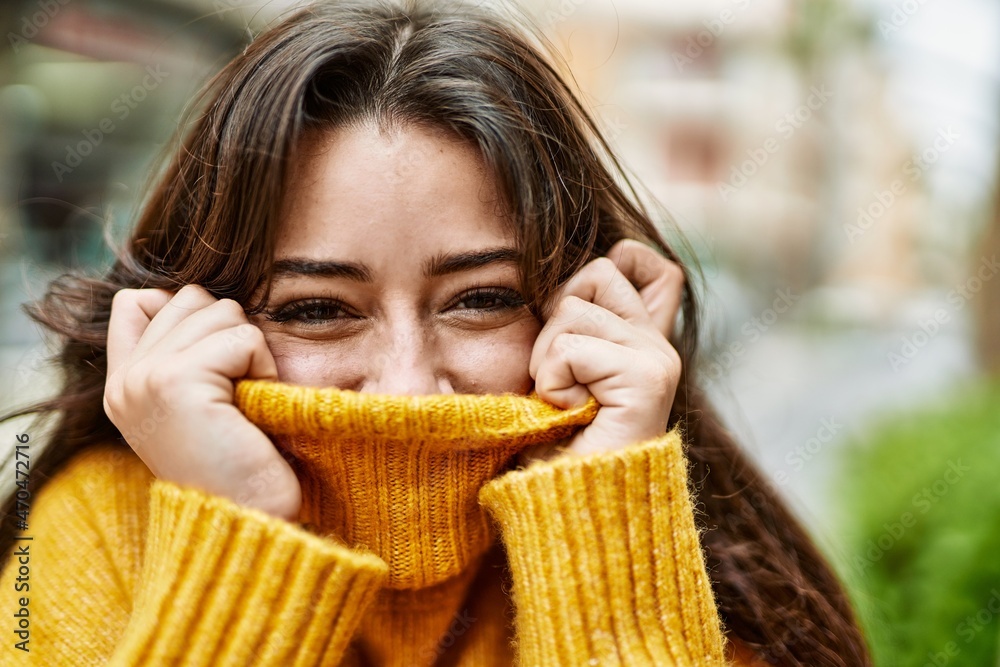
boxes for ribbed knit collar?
[233,379,599,590]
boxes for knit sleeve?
[477,425,729,666]
[0,443,387,666]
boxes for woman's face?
[250,121,542,396]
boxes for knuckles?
[659,260,686,289]
[551,330,581,356]
[110,287,139,312]
[644,351,679,387]
[589,255,620,277]
[176,283,209,299]
[551,294,592,321]
[606,238,686,290]
[225,323,266,351]
[214,297,247,321]
[102,391,116,423]
[143,362,184,395]
[642,347,682,390]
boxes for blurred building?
[525,0,927,327]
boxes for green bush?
[829,379,1000,666]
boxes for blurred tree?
[835,381,1000,665]
[975,140,1000,376]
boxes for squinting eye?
[453,287,525,314]
[264,298,355,326]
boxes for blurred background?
[0,0,998,663]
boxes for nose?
[360,322,453,396]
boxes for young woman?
[0,0,871,664]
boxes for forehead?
[274,121,516,264]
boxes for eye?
[264,298,356,326]
[451,287,525,315]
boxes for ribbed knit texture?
[234,379,600,590]
[0,378,743,665]
[478,430,728,665]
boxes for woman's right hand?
[103,284,302,521]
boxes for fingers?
[140,326,279,400]
[539,254,666,353]
[542,255,648,323]
[196,325,279,382]
[141,299,258,358]
[533,334,615,408]
[531,327,678,453]
[109,285,261,365]
[604,238,686,343]
[106,288,174,391]
[130,285,223,359]
[534,333,671,409]
[106,285,277,417]
[527,243,683,452]
[530,248,675,380]
[528,294,664,381]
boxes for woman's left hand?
[525,238,686,460]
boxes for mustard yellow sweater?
[0,379,752,666]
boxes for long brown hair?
[0,1,870,663]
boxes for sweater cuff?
[478,426,727,666]
[108,478,388,666]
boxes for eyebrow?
[269,246,522,283]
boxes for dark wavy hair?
[0,1,870,664]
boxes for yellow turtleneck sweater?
[0,379,756,666]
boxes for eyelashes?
[264,298,355,325]
[452,286,525,313]
[263,286,526,326]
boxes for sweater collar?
[234,379,598,589]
